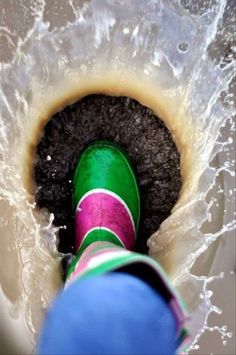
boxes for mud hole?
[34,95,181,255]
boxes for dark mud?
[34,95,181,255]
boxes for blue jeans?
[38,273,177,355]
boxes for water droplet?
[46,155,51,161]
[206,290,213,298]
[177,42,189,53]
[223,340,227,345]
[123,27,129,34]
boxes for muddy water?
[0,0,235,354]
[34,94,182,256]
[23,74,200,286]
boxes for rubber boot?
[66,140,189,351]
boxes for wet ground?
[34,95,181,254]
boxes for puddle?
[0,0,235,353]
[34,94,181,255]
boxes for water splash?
[187,271,234,352]
[0,0,235,353]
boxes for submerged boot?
[66,140,189,352]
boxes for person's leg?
[38,273,177,355]
[37,141,188,354]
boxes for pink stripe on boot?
[75,191,135,250]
